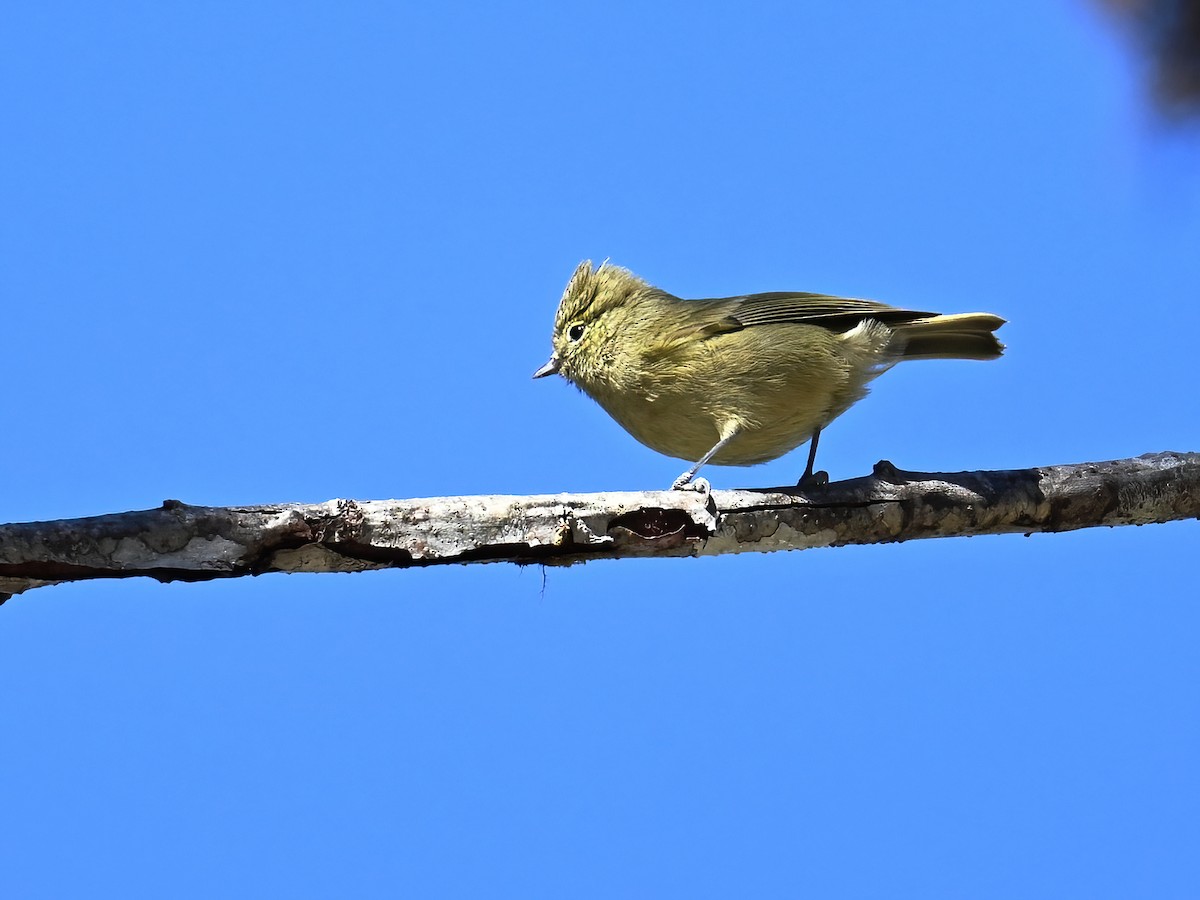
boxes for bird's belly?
[597,393,727,463]
[592,385,832,467]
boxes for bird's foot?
[672,474,710,494]
[796,470,829,489]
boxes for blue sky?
[3,2,1199,897]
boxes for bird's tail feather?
[893,313,1006,361]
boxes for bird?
[534,261,1005,490]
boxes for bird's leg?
[797,427,828,487]
[672,431,737,491]
[802,428,821,481]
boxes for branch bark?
[1,452,1196,601]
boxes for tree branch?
[1,452,1196,601]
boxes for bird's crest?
[553,260,653,332]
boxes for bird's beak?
[532,356,561,379]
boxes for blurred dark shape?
[1101,0,1200,115]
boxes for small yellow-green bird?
[534,261,1005,490]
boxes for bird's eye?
[568,323,585,341]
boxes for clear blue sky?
[3,3,1199,897]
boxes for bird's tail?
[892,313,1006,361]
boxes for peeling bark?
[1,452,1196,601]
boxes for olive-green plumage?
[534,261,1005,488]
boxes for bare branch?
[1,452,1196,601]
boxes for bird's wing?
[643,292,937,361]
[714,292,936,332]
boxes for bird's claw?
[672,474,710,494]
[796,469,829,489]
